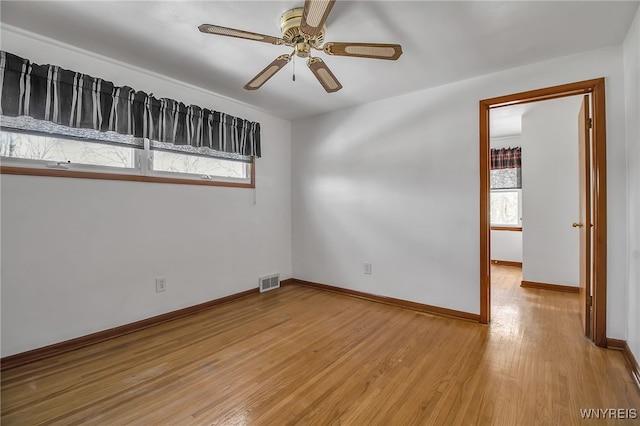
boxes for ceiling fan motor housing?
[280,8,325,57]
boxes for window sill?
[490,226,522,232]
[0,165,255,189]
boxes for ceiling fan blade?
[307,57,342,93]
[198,24,284,45]
[323,42,403,60]
[244,54,291,91]
[300,0,335,38]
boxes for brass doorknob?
[572,222,584,228]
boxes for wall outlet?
[156,277,167,292]
[364,262,372,275]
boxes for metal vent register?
[259,274,280,293]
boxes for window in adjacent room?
[490,189,521,226]
[490,147,522,227]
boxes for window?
[490,189,522,226]
[0,51,260,188]
[490,147,522,227]
[1,130,136,169]
[0,127,251,186]
[152,150,248,180]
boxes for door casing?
[479,78,607,347]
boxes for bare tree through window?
[1,129,249,182]
[153,151,246,179]
[490,191,520,225]
[1,131,134,168]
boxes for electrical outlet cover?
[156,277,167,292]
[364,263,372,275]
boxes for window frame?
[148,148,251,184]
[0,129,255,188]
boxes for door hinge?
[587,295,593,306]
[588,118,593,128]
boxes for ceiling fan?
[198,0,403,93]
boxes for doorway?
[479,78,607,347]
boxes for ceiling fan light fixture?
[200,0,401,93]
[295,43,311,58]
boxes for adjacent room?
[1,1,639,424]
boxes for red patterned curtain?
[490,147,521,170]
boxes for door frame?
[479,78,607,347]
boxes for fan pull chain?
[292,55,296,82]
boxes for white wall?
[0,28,293,357]
[623,7,640,369]
[521,97,582,286]
[292,45,628,337]
[491,136,521,150]
[490,135,523,263]
[491,231,523,263]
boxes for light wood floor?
[2,266,639,425]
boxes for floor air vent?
[259,274,280,293]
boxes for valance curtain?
[490,147,521,170]
[490,147,521,189]
[0,51,261,160]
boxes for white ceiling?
[0,1,638,120]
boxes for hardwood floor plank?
[2,266,639,425]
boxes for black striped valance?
[0,51,261,159]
